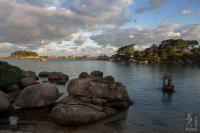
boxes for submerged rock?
[39,71,50,77]
[48,72,69,85]
[15,84,59,108]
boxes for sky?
[0,0,200,56]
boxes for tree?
[116,44,135,60]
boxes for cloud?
[181,9,192,15]
[35,41,118,56]
[91,22,181,48]
[180,24,200,40]
[91,22,200,49]
[135,0,167,14]
[198,10,200,15]
[0,0,133,44]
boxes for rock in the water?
[22,70,39,80]
[50,98,116,125]
[67,78,130,101]
[79,72,89,79]
[51,72,132,125]
[90,71,103,78]
[103,76,115,83]
[48,72,69,85]
[6,84,20,92]
[39,71,50,77]
[0,61,22,89]
[0,91,11,111]
[15,84,59,108]
[19,78,39,88]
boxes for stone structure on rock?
[162,74,174,92]
[50,71,133,125]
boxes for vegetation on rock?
[0,61,22,89]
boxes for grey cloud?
[135,0,167,14]
[91,23,200,49]
[0,0,132,45]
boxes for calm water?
[1,58,200,132]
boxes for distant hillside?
[11,50,38,57]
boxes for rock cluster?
[50,71,132,125]
[0,61,133,128]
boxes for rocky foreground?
[0,61,133,131]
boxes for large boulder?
[22,70,39,80]
[0,61,22,89]
[50,71,132,126]
[39,71,50,77]
[0,91,12,111]
[15,84,59,108]
[48,72,69,85]
[67,78,130,101]
[50,96,116,125]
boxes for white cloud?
[181,9,192,15]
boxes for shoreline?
[1,57,200,65]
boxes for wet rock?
[48,72,69,85]
[90,71,103,78]
[39,71,50,77]
[22,70,39,80]
[15,84,59,108]
[50,99,116,125]
[79,72,89,79]
[0,91,11,111]
[19,78,39,88]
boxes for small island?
[11,50,38,57]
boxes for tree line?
[112,39,200,63]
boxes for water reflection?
[162,92,173,103]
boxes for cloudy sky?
[0,0,200,56]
